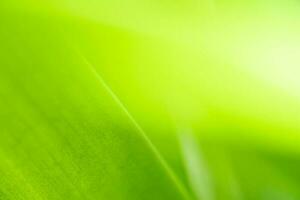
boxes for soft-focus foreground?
[1,0,300,199]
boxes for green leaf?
[2,1,300,200]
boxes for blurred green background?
[1,0,300,199]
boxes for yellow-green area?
[1,0,300,200]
